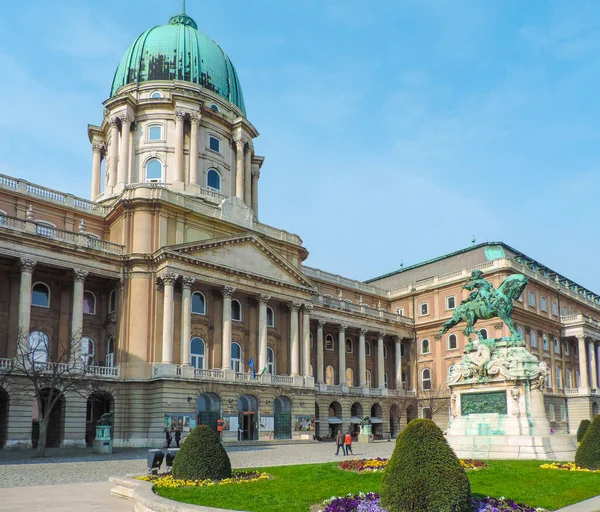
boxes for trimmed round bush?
[577,419,591,443]
[575,415,600,470]
[172,425,232,480]
[380,419,472,512]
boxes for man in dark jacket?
[335,429,346,455]
[174,429,182,448]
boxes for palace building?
[0,9,598,449]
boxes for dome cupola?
[110,11,246,114]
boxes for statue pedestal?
[446,381,575,460]
[358,424,372,444]
[93,425,113,455]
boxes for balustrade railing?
[272,375,294,385]
[194,368,225,379]
[0,358,13,371]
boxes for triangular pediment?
[164,234,315,290]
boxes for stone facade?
[0,9,599,450]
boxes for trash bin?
[147,449,164,475]
[165,448,179,472]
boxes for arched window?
[150,90,163,99]
[191,292,206,315]
[83,291,96,315]
[365,370,372,388]
[384,372,389,389]
[81,336,94,365]
[422,368,432,390]
[345,368,354,387]
[479,328,488,340]
[266,306,275,327]
[326,365,334,386]
[400,343,405,357]
[210,104,220,112]
[383,345,388,359]
[145,159,163,183]
[530,330,537,348]
[29,331,49,363]
[32,283,50,308]
[105,337,115,367]
[267,347,275,374]
[325,334,334,351]
[231,300,242,321]
[190,337,205,369]
[207,169,221,191]
[421,338,430,355]
[345,338,353,353]
[365,341,371,356]
[231,342,242,372]
[448,334,457,350]
[209,136,220,153]
[402,371,407,389]
[108,290,116,313]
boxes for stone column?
[302,304,312,376]
[17,259,36,344]
[590,340,598,390]
[258,294,270,373]
[235,138,245,200]
[221,286,236,369]
[359,329,367,387]
[577,334,589,390]
[251,168,260,216]
[316,320,325,384]
[290,302,301,376]
[90,143,103,198]
[244,143,253,206]
[377,333,385,388]
[161,273,178,364]
[108,117,119,187]
[71,269,88,363]
[180,277,195,366]
[189,114,200,185]
[118,115,132,184]
[338,324,347,385]
[596,343,600,390]
[174,111,185,183]
[395,337,402,390]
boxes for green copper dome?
[110,13,246,115]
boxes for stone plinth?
[93,425,113,454]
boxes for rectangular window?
[554,338,560,354]
[561,306,567,316]
[396,307,404,316]
[551,302,558,316]
[565,343,569,356]
[209,136,220,152]
[446,296,456,310]
[540,297,547,312]
[546,373,552,388]
[549,404,555,421]
[566,369,572,389]
[528,292,535,307]
[560,405,566,421]
[555,367,562,389]
[420,303,429,316]
[543,336,549,351]
[148,125,162,141]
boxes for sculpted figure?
[96,411,113,426]
[462,270,495,305]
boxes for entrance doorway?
[328,401,343,437]
[86,392,113,447]
[0,388,8,448]
[237,395,258,440]
[274,396,292,440]
[197,393,221,432]
[370,403,383,439]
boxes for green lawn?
[155,460,600,512]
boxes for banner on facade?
[294,416,315,431]
[164,413,197,433]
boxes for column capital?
[189,113,201,125]
[174,110,187,122]
[576,333,587,342]
[181,276,196,290]
[19,258,36,273]
[160,272,178,286]
[392,335,400,343]
[317,319,326,329]
[222,286,236,298]
[73,269,89,283]
[339,324,347,334]
[289,301,302,312]
[233,136,245,149]
[251,169,261,178]
[258,294,271,304]
[108,116,119,127]
[91,142,106,154]
[118,113,134,125]
[377,332,386,340]
[360,328,368,336]
[304,303,313,314]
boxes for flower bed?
[339,458,487,473]
[318,493,542,512]
[136,470,270,489]
[540,462,600,473]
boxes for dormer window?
[209,136,220,153]
[210,104,220,112]
[148,125,163,141]
[150,91,163,99]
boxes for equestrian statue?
[440,270,528,340]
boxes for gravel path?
[0,441,396,488]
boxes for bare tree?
[1,329,95,456]
[417,377,450,421]
[390,390,418,430]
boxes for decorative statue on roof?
[440,270,528,340]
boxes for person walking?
[345,431,353,455]
[174,428,182,448]
[335,429,346,455]
[165,428,172,448]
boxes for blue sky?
[1,1,599,290]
